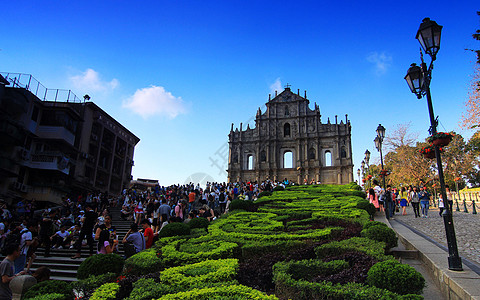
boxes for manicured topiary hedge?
[124,248,163,276]
[22,280,73,300]
[158,284,279,300]
[160,258,238,289]
[315,237,388,261]
[158,222,191,238]
[361,223,398,250]
[367,259,425,295]
[161,236,239,266]
[77,253,124,279]
[90,282,119,300]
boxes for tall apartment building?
[0,73,139,204]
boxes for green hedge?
[229,199,255,211]
[273,266,422,300]
[90,282,119,300]
[126,278,171,300]
[160,258,238,289]
[161,236,239,266]
[367,260,425,295]
[361,224,398,250]
[22,280,73,300]
[77,253,124,279]
[24,294,66,300]
[159,222,191,238]
[188,217,210,230]
[70,272,117,299]
[157,284,279,299]
[315,237,388,261]
[124,248,163,276]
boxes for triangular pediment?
[269,87,307,104]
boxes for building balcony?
[36,125,75,146]
[28,152,70,175]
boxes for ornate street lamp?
[374,125,386,217]
[364,150,370,166]
[404,18,462,271]
[357,168,361,184]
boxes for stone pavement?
[391,205,480,267]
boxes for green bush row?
[124,248,164,276]
[273,259,349,281]
[315,237,389,261]
[157,284,279,300]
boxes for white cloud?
[367,52,392,75]
[269,78,282,95]
[123,85,187,119]
[70,68,119,93]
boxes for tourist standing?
[140,219,154,249]
[0,244,22,299]
[122,223,145,254]
[13,222,35,274]
[71,204,97,259]
[445,185,454,212]
[419,186,431,218]
[399,187,408,215]
[410,186,420,218]
[438,193,445,217]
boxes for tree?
[383,122,418,151]
[440,133,477,188]
[461,11,480,129]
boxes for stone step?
[390,249,420,259]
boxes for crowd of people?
[366,180,455,219]
[0,179,288,275]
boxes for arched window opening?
[285,105,289,116]
[260,150,266,162]
[325,151,332,167]
[284,151,293,168]
[247,155,254,170]
[284,123,291,137]
[308,148,316,160]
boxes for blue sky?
[1,1,479,186]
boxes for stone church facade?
[227,87,353,184]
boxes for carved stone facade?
[227,87,353,184]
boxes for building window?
[31,106,39,122]
[284,151,293,168]
[285,106,289,116]
[325,151,332,167]
[284,123,291,137]
[247,155,254,170]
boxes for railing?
[0,72,83,103]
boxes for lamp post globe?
[374,136,380,151]
[405,63,424,99]
[376,124,386,140]
[416,17,443,61]
[364,150,370,165]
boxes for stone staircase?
[29,206,133,281]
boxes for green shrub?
[315,237,388,261]
[159,222,191,238]
[273,185,285,191]
[361,224,398,250]
[188,217,210,230]
[158,284,278,299]
[241,240,306,258]
[356,199,376,219]
[124,248,163,276]
[160,259,238,289]
[257,191,272,198]
[229,199,255,211]
[90,282,119,300]
[24,294,66,300]
[161,237,239,266]
[125,278,171,300]
[77,253,124,280]
[70,272,117,299]
[363,221,388,230]
[367,260,425,295]
[22,280,73,300]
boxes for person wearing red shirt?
[188,190,196,212]
[140,219,154,249]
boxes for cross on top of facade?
[285,83,291,89]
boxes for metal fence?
[0,72,82,103]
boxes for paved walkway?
[390,205,480,267]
